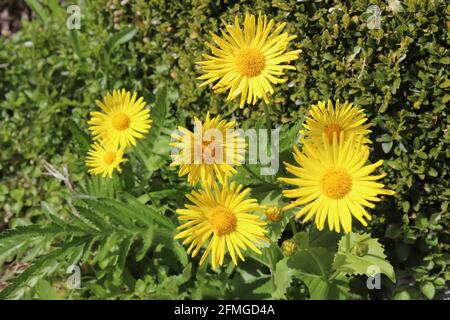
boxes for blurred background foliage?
[0,0,448,299]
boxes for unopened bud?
[352,242,369,257]
[281,239,297,257]
[265,206,282,222]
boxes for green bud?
[353,242,369,257]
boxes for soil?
[0,0,30,37]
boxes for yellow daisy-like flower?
[279,133,395,233]
[175,181,268,268]
[301,100,372,144]
[197,13,301,108]
[88,89,152,148]
[170,113,245,186]
[85,142,126,178]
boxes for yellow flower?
[197,13,301,108]
[85,142,126,178]
[170,113,245,186]
[279,133,395,233]
[88,89,152,148]
[301,100,372,145]
[175,181,268,268]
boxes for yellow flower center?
[235,48,266,77]
[324,123,343,143]
[103,151,116,165]
[321,169,352,199]
[209,206,237,236]
[112,113,130,131]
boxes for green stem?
[262,102,272,131]
[345,232,351,253]
[242,164,279,189]
[328,270,342,281]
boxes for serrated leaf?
[136,228,154,262]
[333,232,396,282]
[120,192,174,229]
[273,247,341,299]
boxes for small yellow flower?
[170,113,245,186]
[301,100,372,145]
[175,181,268,268]
[279,133,395,233]
[264,206,282,222]
[197,13,301,108]
[88,89,152,148]
[85,142,126,178]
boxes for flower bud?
[281,238,297,257]
[352,242,369,257]
[265,206,282,222]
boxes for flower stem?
[345,232,351,253]
[262,102,272,131]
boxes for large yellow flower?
[197,13,301,108]
[85,142,126,178]
[279,133,395,233]
[170,113,245,186]
[175,181,268,268]
[301,100,372,144]
[88,89,152,148]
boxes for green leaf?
[72,205,110,232]
[35,280,60,300]
[249,243,283,271]
[308,227,340,250]
[69,30,82,58]
[273,247,346,300]
[81,198,136,230]
[120,192,174,229]
[0,238,85,299]
[67,119,90,154]
[105,27,138,52]
[279,118,303,153]
[381,141,393,153]
[420,281,435,299]
[25,0,48,23]
[113,236,133,283]
[136,228,154,262]
[333,232,396,282]
[134,86,171,176]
